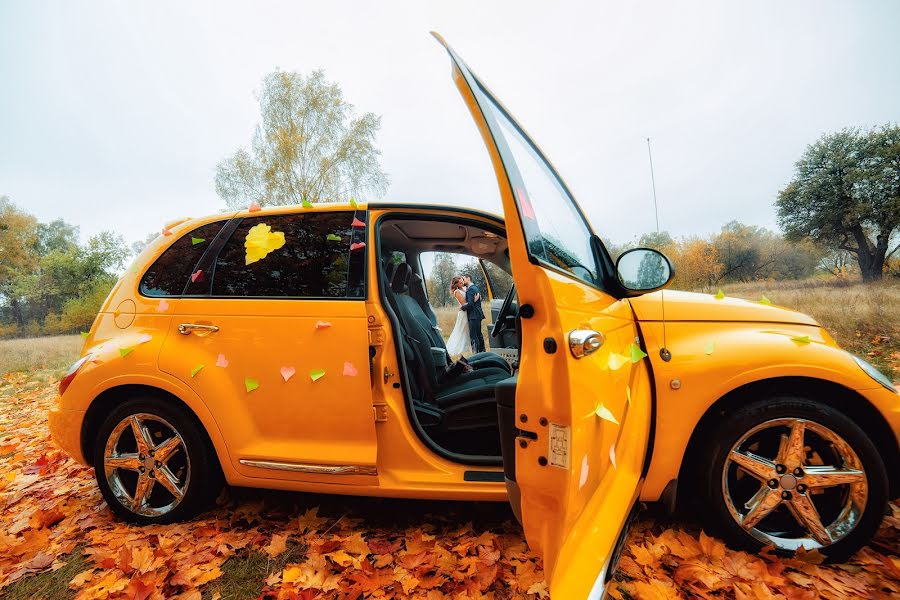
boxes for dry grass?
[0,335,83,375]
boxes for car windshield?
[480,96,599,287]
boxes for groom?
[459,275,486,353]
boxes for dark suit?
[460,284,486,353]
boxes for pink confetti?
[517,187,536,220]
[215,353,229,368]
[191,269,204,283]
[351,217,365,228]
[248,201,261,212]
[342,362,358,377]
[350,242,366,251]
[315,321,332,330]
[156,299,169,312]
[161,227,172,236]
[137,333,152,345]
[280,366,296,382]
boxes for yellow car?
[49,35,899,598]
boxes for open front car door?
[433,34,654,597]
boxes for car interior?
[377,216,520,463]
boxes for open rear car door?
[433,34,654,597]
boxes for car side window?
[139,221,226,297]
[209,211,366,299]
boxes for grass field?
[0,335,82,375]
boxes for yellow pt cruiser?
[50,35,899,598]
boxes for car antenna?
[646,137,671,362]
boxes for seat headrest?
[391,262,411,293]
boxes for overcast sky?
[2,0,898,247]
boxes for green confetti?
[191,364,204,377]
[791,335,811,346]
[759,295,772,305]
[191,237,205,245]
[628,343,648,363]
[704,341,715,355]
[714,289,725,300]
[607,352,628,371]
[349,198,358,209]
[392,254,403,265]
[326,233,342,242]
[594,403,620,424]
[80,331,89,338]
[119,347,134,358]
[301,199,313,208]
[244,378,259,392]
[310,368,326,382]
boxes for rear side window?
[210,211,366,299]
[139,221,225,297]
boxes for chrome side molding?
[239,459,377,476]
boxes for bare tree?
[216,70,389,208]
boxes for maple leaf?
[264,533,289,557]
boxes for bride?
[445,276,472,356]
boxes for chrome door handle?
[178,323,219,335]
[569,329,604,358]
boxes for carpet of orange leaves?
[1,372,898,599]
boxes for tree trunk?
[851,226,881,281]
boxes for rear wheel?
[701,395,888,562]
[92,397,221,524]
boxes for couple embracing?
[446,275,486,356]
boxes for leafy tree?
[425,253,457,307]
[777,125,899,281]
[0,197,39,326]
[215,70,389,208]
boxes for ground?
[1,279,899,599]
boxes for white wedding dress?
[445,289,472,356]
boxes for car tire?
[92,396,222,524]
[700,395,888,562]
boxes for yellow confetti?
[310,369,326,382]
[245,223,286,265]
[607,352,629,371]
[628,343,648,363]
[759,295,772,305]
[301,199,313,208]
[245,378,259,392]
[119,347,134,358]
[594,403,620,424]
[704,341,715,355]
[791,335,811,345]
[80,331,89,338]
[714,289,725,300]
[191,364,204,377]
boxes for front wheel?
[92,397,221,524]
[701,396,888,562]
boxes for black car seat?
[391,263,511,373]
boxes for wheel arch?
[81,384,223,481]
[676,376,900,509]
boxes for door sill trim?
[239,459,377,476]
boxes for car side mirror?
[615,248,674,293]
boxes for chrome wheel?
[103,413,191,517]
[722,417,867,551]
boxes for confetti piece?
[609,443,617,469]
[119,347,134,358]
[244,378,259,393]
[245,223,286,265]
[578,455,589,490]
[791,335,811,345]
[301,199,313,208]
[137,333,152,345]
[89,358,103,365]
[351,217,365,228]
[310,369,326,382]
[628,343,648,363]
[315,321,332,330]
[191,364,204,377]
[191,269,204,283]
[280,366,296,382]
[342,362,358,377]
[349,198,358,209]
[191,237,205,245]
[714,289,725,300]
[759,295,772,305]
[607,352,629,371]
[704,341,715,355]
[80,331,89,339]
[350,242,366,251]
[215,353,229,368]
[516,187,535,220]
[156,299,169,312]
[248,201,261,212]
[161,227,172,236]
[594,403,620,424]
[326,234,342,242]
